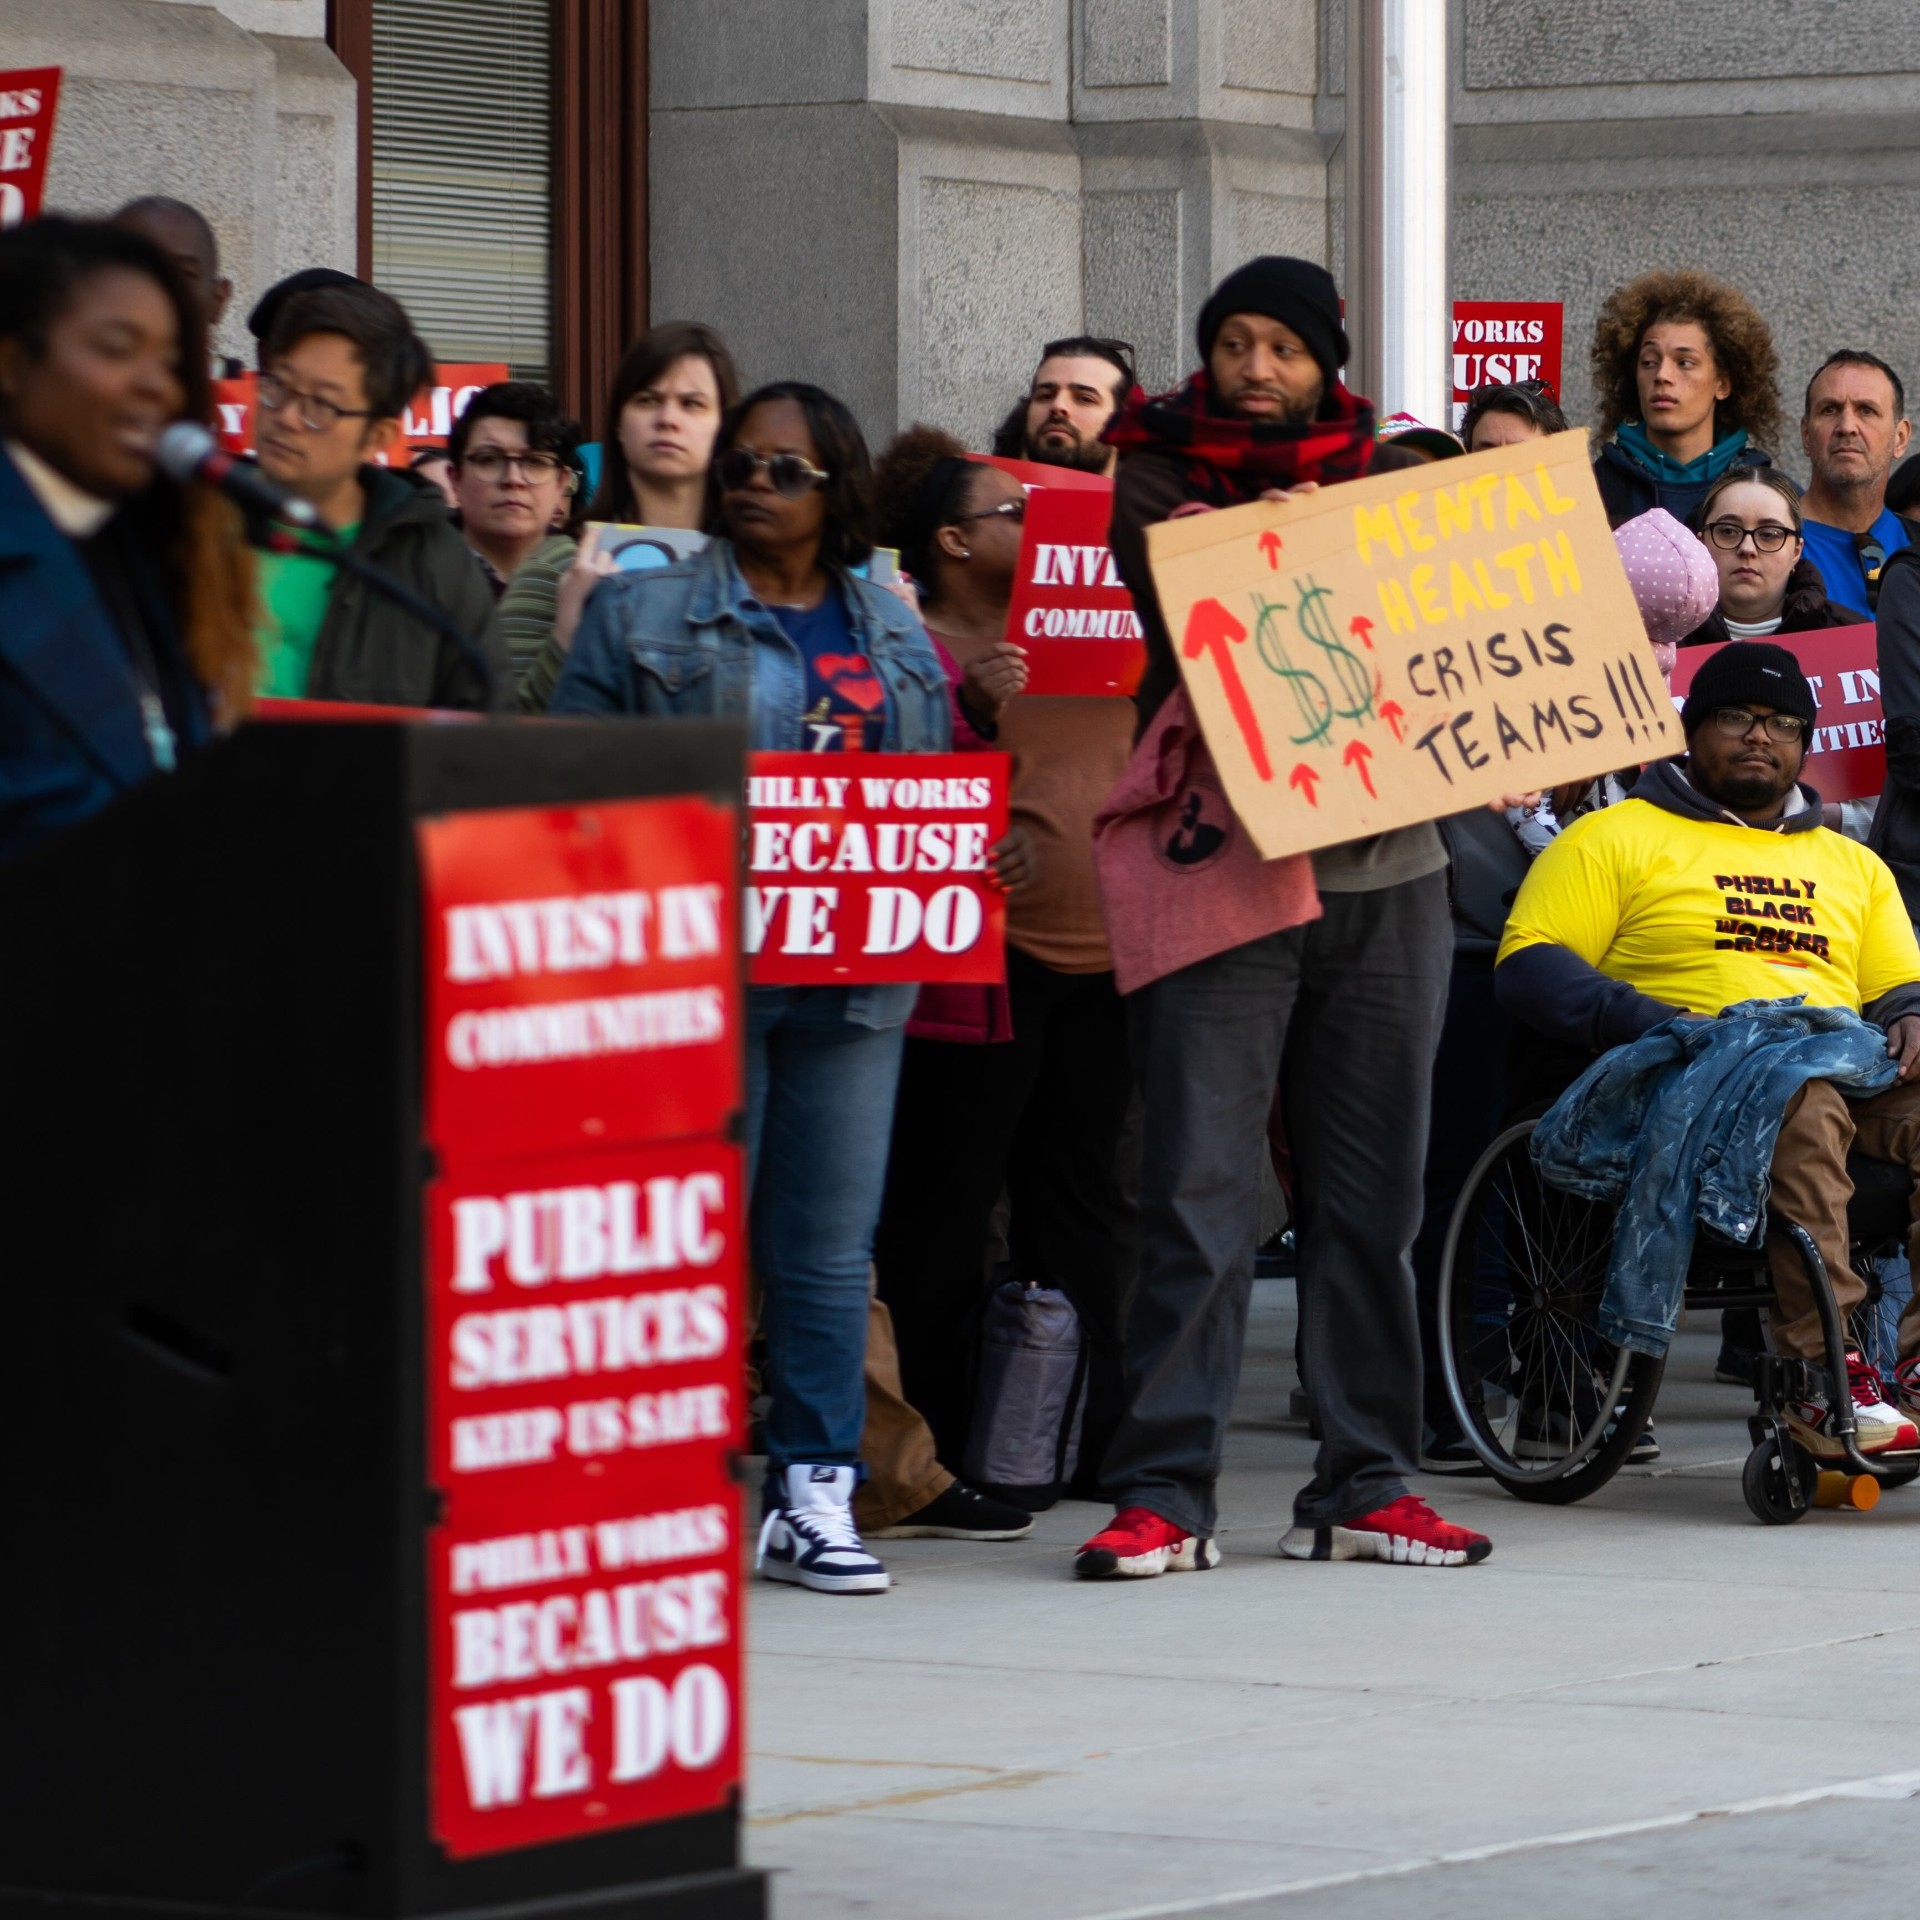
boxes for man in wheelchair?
[1495,641,1920,1459]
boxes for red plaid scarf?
[1103,370,1378,505]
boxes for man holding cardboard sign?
[1077,258,1509,1582]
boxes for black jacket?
[1678,556,1857,649]
[304,465,512,712]
[1592,439,1777,531]
[1869,546,1920,916]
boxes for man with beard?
[1498,641,1920,1448]
[991,335,1134,476]
[1074,256,1494,1581]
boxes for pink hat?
[1613,508,1719,651]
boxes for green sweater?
[499,533,578,713]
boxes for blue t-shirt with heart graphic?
[770,585,890,751]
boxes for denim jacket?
[1532,998,1899,1357]
[551,537,954,1029]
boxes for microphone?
[156,421,322,530]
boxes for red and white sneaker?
[1786,1352,1920,1458]
[1279,1495,1491,1567]
[1895,1355,1920,1425]
[1074,1506,1221,1580]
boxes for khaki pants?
[1765,1079,1920,1361]
[747,1270,953,1529]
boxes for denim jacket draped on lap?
[1531,999,1899,1357]
[552,536,954,1028]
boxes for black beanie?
[1680,641,1818,734]
[1196,256,1348,387]
[247,266,363,343]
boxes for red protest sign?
[982,453,1112,492]
[406,363,513,447]
[1671,625,1884,802]
[0,68,60,228]
[424,1137,746,1857]
[212,362,509,459]
[418,796,742,1165]
[1451,301,1563,429]
[746,751,1009,984]
[1004,485,1145,696]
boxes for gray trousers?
[1102,872,1450,1534]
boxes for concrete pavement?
[743,1280,1920,1918]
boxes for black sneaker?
[870,1480,1035,1541]
[1715,1348,1755,1387]
[1419,1423,1491,1475]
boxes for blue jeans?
[746,985,908,1502]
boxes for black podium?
[0,720,765,1920]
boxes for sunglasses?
[716,446,830,496]
[954,498,1026,527]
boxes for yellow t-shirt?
[1497,796,1920,1016]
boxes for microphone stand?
[244,515,500,711]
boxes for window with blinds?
[369,0,553,384]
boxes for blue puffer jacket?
[1532,998,1899,1356]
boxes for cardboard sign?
[418,796,742,1163]
[424,1137,745,1857]
[1003,484,1143,696]
[1146,430,1671,859]
[211,362,509,458]
[1451,301,1563,431]
[0,68,60,228]
[1671,625,1885,803]
[745,751,1009,985]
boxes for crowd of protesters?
[9,198,1920,1594]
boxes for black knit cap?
[1196,256,1348,387]
[1680,641,1819,734]
[246,265,363,343]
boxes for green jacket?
[306,464,513,712]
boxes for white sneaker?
[757,1465,891,1594]
[1786,1352,1920,1458]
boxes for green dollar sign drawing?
[1252,595,1332,746]
[1296,579,1374,723]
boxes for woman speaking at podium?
[552,381,953,1598]
[0,215,254,865]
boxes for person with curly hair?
[0,215,256,866]
[1589,269,1782,528]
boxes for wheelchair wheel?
[1743,1435,1816,1525]
[1438,1118,1664,1503]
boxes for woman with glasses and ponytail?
[866,425,1136,1505]
[552,381,951,1598]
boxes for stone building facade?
[9,0,1920,468]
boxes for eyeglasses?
[1704,519,1796,553]
[460,447,572,483]
[715,446,830,496]
[954,498,1026,527]
[257,373,377,433]
[1708,706,1809,742]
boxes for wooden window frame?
[325,0,648,425]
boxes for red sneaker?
[1280,1494,1491,1567]
[1074,1506,1221,1580]
[1787,1351,1919,1457]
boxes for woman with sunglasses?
[868,426,1137,1505]
[1684,469,1853,648]
[552,381,950,1597]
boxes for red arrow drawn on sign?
[1349,614,1375,651]
[1343,739,1377,798]
[1181,597,1273,780]
[1258,529,1283,570]
[1379,699,1406,743]
[1289,763,1321,807]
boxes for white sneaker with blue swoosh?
[758,1465,892,1594]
